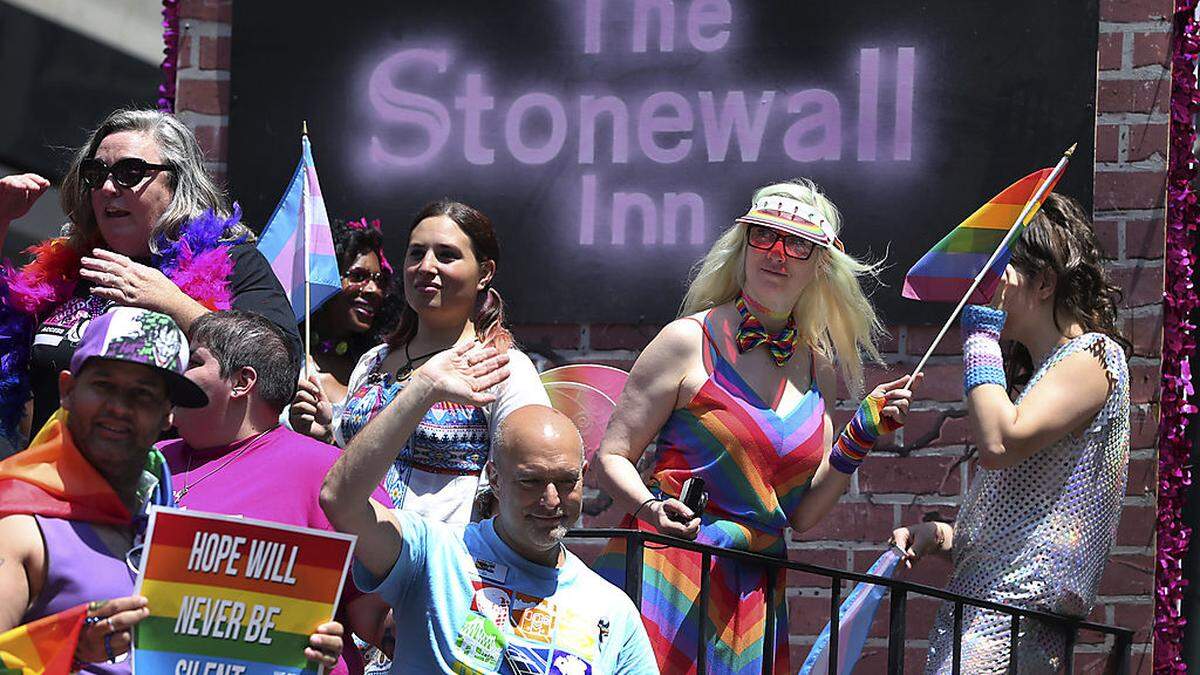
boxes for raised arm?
[594,318,703,539]
[319,342,510,577]
[968,346,1109,469]
[960,305,1110,470]
[0,173,52,255]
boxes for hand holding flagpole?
[907,143,1077,380]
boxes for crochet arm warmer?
[830,393,902,474]
[961,304,1007,394]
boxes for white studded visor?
[734,195,842,250]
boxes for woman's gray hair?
[59,108,255,253]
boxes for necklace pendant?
[173,487,187,501]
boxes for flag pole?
[302,120,311,381]
[908,143,1076,380]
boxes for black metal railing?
[567,528,1135,675]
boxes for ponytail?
[475,287,513,351]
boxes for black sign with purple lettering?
[229,1,1097,325]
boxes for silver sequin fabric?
[925,333,1130,674]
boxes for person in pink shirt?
[157,309,394,675]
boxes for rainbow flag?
[133,508,354,675]
[257,134,342,323]
[902,168,1061,304]
[0,604,88,674]
[0,412,129,526]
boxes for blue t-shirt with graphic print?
[353,512,658,675]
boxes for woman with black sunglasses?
[592,178,921,674]
[0,108,298,450]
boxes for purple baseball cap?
[69,306,208,408]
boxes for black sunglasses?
[80,158,172,190]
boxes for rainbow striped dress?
[597,314,828,674]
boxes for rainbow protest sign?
[132,507,355,675]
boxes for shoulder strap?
[683,312,720,374]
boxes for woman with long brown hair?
[892,193,1132,673]
[326,200,548,524]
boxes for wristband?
[962,304,1007,393]
[631,496,661,521]
[830,393,899,474]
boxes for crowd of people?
[0,107,1131,675]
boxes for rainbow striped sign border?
[132,507,356,675]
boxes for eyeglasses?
[80,158,172,190]
[343,268,386,286]
[746,225,816,260]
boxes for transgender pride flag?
[800,549,903,675]
[258,134,341,323]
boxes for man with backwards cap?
[0,307,342,672]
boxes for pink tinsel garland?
[1157,1,1200,671]
[157,0,181,112]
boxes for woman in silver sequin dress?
[892,193,1131,674]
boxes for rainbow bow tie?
[735,295,797,366]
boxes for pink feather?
[167,244,236,311]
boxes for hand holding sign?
[74,596,149,666]
[132,508,356,675]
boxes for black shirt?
[27,243,301,434]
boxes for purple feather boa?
[0,209,245,445]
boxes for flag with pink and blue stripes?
[257,134,341,323]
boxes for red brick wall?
[175,0,1166,670]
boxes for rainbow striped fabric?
[831,394,899,471]
[257,135,342,323]
[902,168,1061,304]
[133,508,354,675]
[0,413,129,526]
[0,604,87,675]
[596,314,827,674]
[734,195,836,247]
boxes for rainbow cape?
[0,603,88,674]
[902,168,1061,304]
[0,413,130,525]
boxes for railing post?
[763,565,777,675]
[624,532,644,609]
[565,528,1134,675]
[1062,625,1076,674]
[698,552,710,675]
[1114,632,1132,675]
[1007,613,1019,674]
[829,575,841,675]
[951,602,963,675]
[887,587,907,674]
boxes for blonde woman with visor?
[593,179,920,674]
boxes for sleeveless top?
[925,333,1131,673]
[24,515,135,675]
[651,313,828,548]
